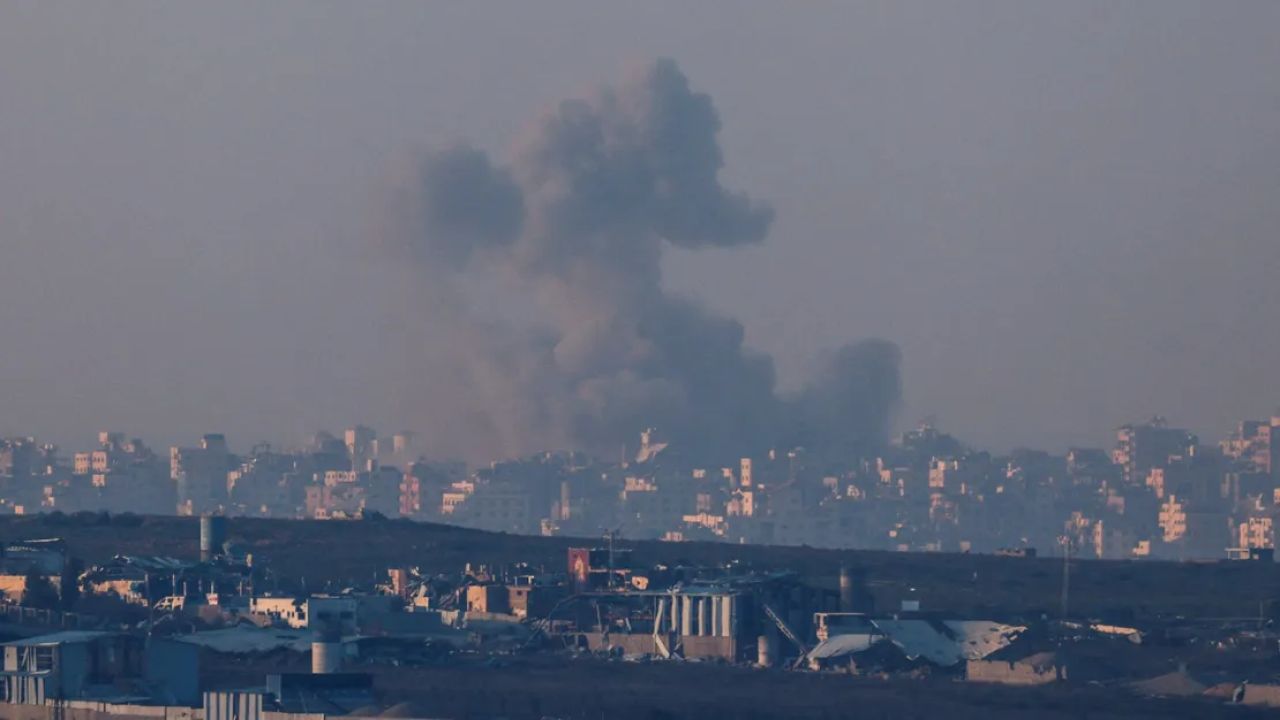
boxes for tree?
[21,568,59,610]
[60,557,84,611]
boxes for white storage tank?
[311,636,342,674]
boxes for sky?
[1,1,1278,458]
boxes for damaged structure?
[806,613,1026,674]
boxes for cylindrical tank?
[710,595,721,637]
[697,597,710,636]
[681,596,694,636]
[656,597,668,634]
[720,595,733,637]
[559,481,571,521]
[757,634,775,668]
[200,515,228,562]
[311,640,342,674]
[839,565,856,612]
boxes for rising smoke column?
[386,59,900,462]
[787,339,904,458]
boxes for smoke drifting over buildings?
[386,59,900,462]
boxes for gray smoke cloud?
[386,59,900,463]
[787,339,904,457]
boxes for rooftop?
[2,630,116,647]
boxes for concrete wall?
[576,632,737,661]
[249,598,306,629]
[681,635,737,662]
[0,702,195,720]
[465,586,509,615]
[0,702,337,720]
[204,691,262,720]
[579,633,659,656]
[364,610,446,636]
[1243,684,1280,708]
[59,641,91,698]
[146,640,200,706]
[966,659,1064,686]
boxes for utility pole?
[605,530,617,590]
[1059,536,1072,619]
[146,572,154,646]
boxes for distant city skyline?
[5,409,1279,563]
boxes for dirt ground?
[201,652,1274,720]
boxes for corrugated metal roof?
[808,633,880,660]
[174,627,313,654]
[112,555,193,571]
[941,621,1026,662]
[869,619,1023,666]
[870,614,1018,666]
[3,631,116,647]
[807,619,1024,667]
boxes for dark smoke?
[403,145,523,267]
[787,340,904,458]
[385,59,900,463]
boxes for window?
[33,646,54,672]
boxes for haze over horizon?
[2,2,1278,459]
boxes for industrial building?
[555,563,841,664]
[566,587,750,661]
[0,631,198,706]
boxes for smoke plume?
[384,59,900,463]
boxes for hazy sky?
[2,2,1278,457]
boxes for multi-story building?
[66,432,171,514]
[1158,494,1188,543]
[1158,493,1230,558]
[227,445,299,517]
[0,438,37,481]
[1237,516,1274,549]
[171,434,234,515]
[1112,418,1197,484]
[1221,418,1280,479]
[345,426,377,472]
[250,595,358,632]
[398,461,457,519]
